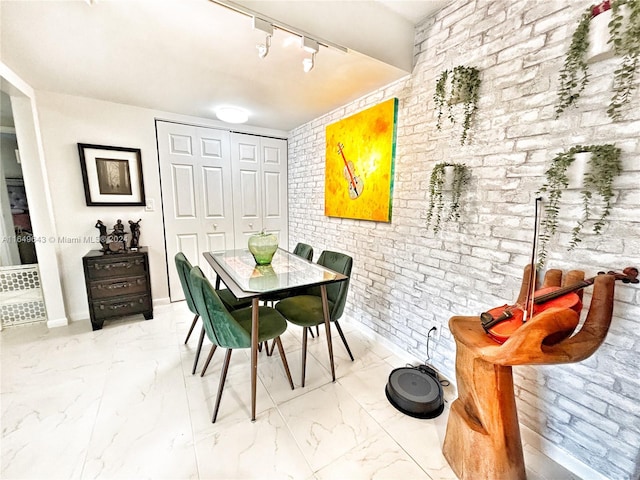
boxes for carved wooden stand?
[443,266,616,480]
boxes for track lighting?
[301,36,319,73]
[257,34,271,59]
[302,53,315,73]
[253,16,273,59]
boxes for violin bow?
[524,197,542,322]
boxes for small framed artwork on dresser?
[78,143,146,206]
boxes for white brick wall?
[288,1,640,478]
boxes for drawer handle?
[99,298,144,310]
[94,259,143,270]
[94,279,144,291]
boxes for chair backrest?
[189,266,251,349]
[175,252,198,315]
[293,242,314,261]
[316,250,353,321]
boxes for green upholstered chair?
[190,266,294,423]
[174,253,251,375]
[293,242,314,261]
[275,250,353,387]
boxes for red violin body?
[480,267,638,344]
[483,287,582,344]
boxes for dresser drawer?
[89,275,148,299]
[91,294,151,321]
[86,255,147,280]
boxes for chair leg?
[334,321,354,361]
[212,349,233,423]
[274,337,294,390]
[192,326,206,375]
[308,326,315,338]
[267,340,276,356]
[184,314,199,344]
[301,327,308,388]
[200,344,217,377]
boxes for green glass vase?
[248,231,278,265]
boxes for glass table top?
[207,248,344,294]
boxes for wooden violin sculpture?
[480,267,639,344]
[337,142,364,199]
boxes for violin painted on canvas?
[480,267,639,344]
[337,143,364,199]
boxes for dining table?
[203,247,348,421]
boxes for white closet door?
[230,133,288,249]
[260,136,288,247]
[157,121,234,301]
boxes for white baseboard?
[152,296,171,308]
[520,425,609,480]
[346,316,606,480]
[46,316,69,328]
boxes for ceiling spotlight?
[257,34,271,59]
[301,36,319,73]
[215,106,249,124]
[302,53,315,73]
[253,16,274,59]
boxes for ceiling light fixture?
[302,54,315,73]
[253,17,273,59]
[301,36,319,73]
[215,106,249,124]
[210,1,348,54]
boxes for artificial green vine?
[555,7,592,117]
[426,162,471,234]
[556,0,640,119]
[608,0,640,119]
[537,144,622,266]
[433,66,480,145]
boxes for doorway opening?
[0,90,46,327]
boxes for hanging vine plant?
[556,0,640,119]
[536,144,622,266]
[608,0,640,119]
[555,6,592,116]
[434,66,480,145]
[426,162,471,234]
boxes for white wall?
[287,1,640,479]
[35,91,287,321]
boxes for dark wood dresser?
[82,248,153,330]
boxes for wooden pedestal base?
[443,340,525,480]
[443,266,617,480]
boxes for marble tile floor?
[1,302,581,480]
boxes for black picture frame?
[78,143,146,206]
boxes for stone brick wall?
[287,1,640,478]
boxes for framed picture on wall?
[78,143,146,206]
[324,98,398,223]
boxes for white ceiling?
[1,0,448,132]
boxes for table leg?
[251,297,259,421]
[320,285,335,382]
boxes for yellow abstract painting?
[325,98,398,222]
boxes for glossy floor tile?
[0,302,581,479]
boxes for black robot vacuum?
[385,365,444,419]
